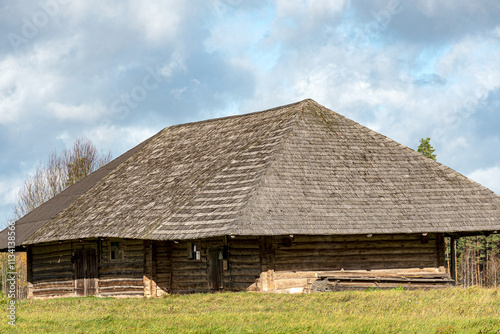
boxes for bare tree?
[13,138,112,219]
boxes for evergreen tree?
[417,137,437,160]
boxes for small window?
[110,241,123,260]
[187,242,201,260]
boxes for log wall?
[147,237,262,294]
[99,238,144,298]
[30,241,75,299]
[27,233,449,298]
[169,240,210,294]
[225,237,261,291]
[268,233,448,293]
[29,238,146,299]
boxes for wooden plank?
[275,247,436,257]
[171,270,209,277]
[227,249,260,256]
[32,261,73,274]
[223,275,259,284]
[156,273,172,279]
[228,241,260,249]
[32,286,75,294]
[278,240,436,250]
[99,270,143,277]
[99,279,144,287]
[123,241,144,248]
[120,251,145,258]
[228,255,260,263]
[32,251,72,261]
[31,243,72,254]
[227,262,260,270]
[275,261,437,271]
[318,270,449,278]
[100,291,144,297]
[274,253,436,264]
[33,274,74,283]
[99,286,144,292]
[322,283,450,290]
[171,277,208,284]
[100,262,144,270]
[171,263,207,272]
[321,276,453,283]
[227,268,261,276]
[290,234,434,243]
[123,245,145,252]
[171,282,209,290]
[32,262,73,273]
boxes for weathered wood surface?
[225,237,261,291]
[150,237,262,294]
[267,233,449,293]
[27,233,450,298]
[99,239,144,297]
[170,240,209,293]
[30,241,74,298]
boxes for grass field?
[1,288,500,333]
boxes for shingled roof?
[5,99,500,246]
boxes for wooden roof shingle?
[6,99,500,246]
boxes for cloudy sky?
[1,0,500,227]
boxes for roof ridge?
[164,99,311,131]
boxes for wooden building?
[1,99,499,299]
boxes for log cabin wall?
[169,239,213,294]
[266,233,448,293]
[99,238,144,298]
[27,233,448,298]
[146,237,262,295]
[30,241,74,299]
[144,234,447,295]
[150,241,172,297]
[225,237,261,291]
[29,238,145,299]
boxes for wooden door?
[208,249,223,291]
[74,248,98,296]
[86,248,98,295]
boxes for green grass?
[1,288,500,333]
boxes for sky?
[1,0,500,227]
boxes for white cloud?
[275,0,347,20]
[159,53,186,78]
[130,0,187,44]
[493,26,500,38]
[47,101,107,122]
[63,0,187,43]
[0,177,25,210]
[0,40,82,125]
[468,167,500,195]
